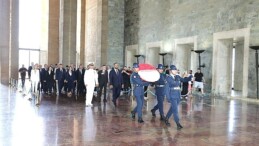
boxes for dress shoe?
[138,118,144,123]
[131,111,135,119]
[151,109,156,117]
[160,115,165,121]
[164,118,170,126]
[177,123,183,130]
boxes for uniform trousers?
[133,87,144,118]
[153,94,165,115]
[166,93,180,124]
[86,85,95,105]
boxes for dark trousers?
[144,86,148,97]
[42,81,47,92]
[77,82,85,94]
[133,87,144,119]
[98,83,107,100]
[153,94,165,115]
[47,81,53,93]
[67,81,74,93]
[112,86,121,102]
[64,82,68,92]
[58,80,64,94]
[21,77,25,87]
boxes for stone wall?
[124,0,259,97]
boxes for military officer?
[130,63,149,123]
[164,65,192,130]
[150,64,166,121]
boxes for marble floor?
[1,84,259,146]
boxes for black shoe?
[131,111,135,120]
[151,109,156,117]
[160,115,165,121]
[177,123,183,130]
[138,118,144,123]
[164,118,170,126]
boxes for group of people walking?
[18,62,133,104]
[19,61,204,130]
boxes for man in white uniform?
[84,63,99,107]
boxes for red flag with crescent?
[138,64,160,82]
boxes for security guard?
[151,64,166,121]
[130,63,149,123]
[164,65,192,130]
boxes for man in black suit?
[76,64,85,96]
[19,64,27,88]
[41,64,49,93]
[109,63,124,107]
[97,65,108,102]
[28,62,33,80]
[55,64,66,95]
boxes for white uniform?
[84,69,98,106]
[31,69,40,93]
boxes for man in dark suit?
[76,64,85,96]
[41,64,49,93]
[55,64,66,95]
[109,63,123,107]
[19,64,27,88]
[97,65,108,102]
[28,62,33,80]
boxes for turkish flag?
[138,64,160,82]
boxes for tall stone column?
[60,0,77,66]
[0,0,19,85]
[85,0,108,67]
[10,0,19,81]
[48,0,60,65]
[0,0,10,85]
[78,0,86,64]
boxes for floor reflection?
[1,83,259,145]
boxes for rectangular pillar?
[0,0,11,85]
[48,0,60,65]
[10,0,19,81]
[60,0,77,66]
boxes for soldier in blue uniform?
[150,64,166,121]
[164,65,193,130]
[130,63,149,123]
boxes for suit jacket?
[109,69,123,88]
[65,71,76,83]
[46,69,54,83]
[55,68,66,81]
[76,68,85,83]
[98,70,108,86]
[41,68,48,82]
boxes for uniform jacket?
[165,74,192,101]
[155,73,167,96]
[84,69,98,86]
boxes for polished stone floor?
[1,83,259,146]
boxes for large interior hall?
[1,0,259,145]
